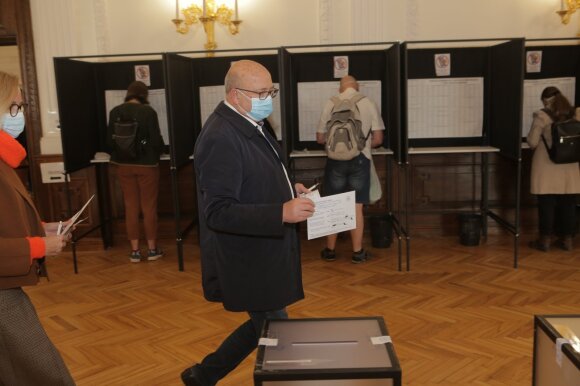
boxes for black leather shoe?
[181,364,206,386]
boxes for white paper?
[522,77,576,134]
[297,80,382,142]
[526,51,542,73]
[407,77,484,139]
[62,194,94,235]
[307,191,356,240]
[199,83,282,140]
[434,53,451,77]
[333,56,349,78]
[134,65,151,86]
[105,89,169,145]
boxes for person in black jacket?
[107,81,165,263]
[181,60,315,386]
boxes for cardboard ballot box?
[254,317,401,386]
[533,315,580,386]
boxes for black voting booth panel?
[172,48,281,141]
[400,38,524,269]
[402,39,523,155]
[279,43,405,270]
[55,53,193,272]
[523,38,580,142]
[279,43,401,162]
[55,56,166,173]
[524,38,580,102]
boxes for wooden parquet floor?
[25,233,580,386]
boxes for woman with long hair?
[0,71,75,385]
[527,86,580,251]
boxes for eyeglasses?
[236,87,279,100]
[9,102,27,117]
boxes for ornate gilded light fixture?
[557,0,580,24]
[172,0,242,53]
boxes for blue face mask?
[2,112,25,138]
[238,91,273,121]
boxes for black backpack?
[541,118,580,164]
[112,117,145,161]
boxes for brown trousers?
[115,165,160,241]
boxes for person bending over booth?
[527,86,580,252]
[316,75,385,264]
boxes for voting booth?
[278,43,405,270]
[399,38,525,269]
[521,38,580,227]
[254,317,401,385]
[533,315,580,386]
[54,53,195,271]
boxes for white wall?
[29,0,580,154]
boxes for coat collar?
[215,101,260,139]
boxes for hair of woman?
[0,71,20,115]
[541,86,574,122]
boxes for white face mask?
[1,112,25,138]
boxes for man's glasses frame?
[236,87,279,100]
[9,103,27,117]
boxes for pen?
[56,221,63,236]
[307,183,319,192]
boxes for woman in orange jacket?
[0,71,75,385]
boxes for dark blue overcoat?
[194,102,304,312]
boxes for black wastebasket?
[369,215,392,248]
[458,213,481,246]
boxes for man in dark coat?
[181,60,315,385]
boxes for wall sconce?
[557,0,580,24]
[172,0,241,53]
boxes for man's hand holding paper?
[307,191,356,240]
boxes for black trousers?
[537,194,577,236]
[198,308,288,385]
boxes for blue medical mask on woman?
[1,112,25,138]
[238,91,273,121]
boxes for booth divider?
[400,38,524,269]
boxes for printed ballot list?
[307,191,356,240]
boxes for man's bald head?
[225,60,272,93]
[224,60,274,118]
[339,75,359,93]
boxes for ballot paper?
[307,191,356,240]
[61,194,95,235]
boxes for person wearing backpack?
[107,81,165,262]
[527,86,580,252]
[316,76,385,263]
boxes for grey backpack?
[325,94,369,160]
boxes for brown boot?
[529,235,551,252]
[554,236,573,251]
